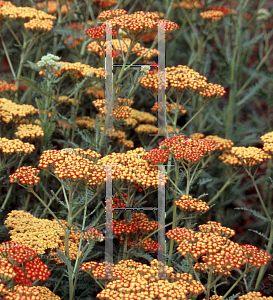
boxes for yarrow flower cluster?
[106,212,160,252]
[175,195,210,213]
[139,65,226,98]
[0,138,35,155]
[142,148,170,165]
[37,149,106,187]
[0,98,39,123]
[159,135,217,162]
[9,166,40,187]
[261,131,273,154]
[151,101,187,115]
[0,241,51,286]
[0,80,18,92]
[166,222,271,276]
[173,0,203,9]
[200,10,225,20]
[85,228,105,243]
[97,147,168,189]
[81,259,206,299]
[4,210,88,264]
[15,124,44,140]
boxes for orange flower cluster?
[85,25,118,40]
[175,195,210,213]
[0,98,38,123]
[261,131,273,154]
[64,36,84,48]
[199,221,235,238]
[9,166,40,187]
[238,292,273,300]
[218,151,241,166]
[87,38,158,59]
[0,241,51,286]
[97,8,127,21]
[93,0,117,9]
[37,149,106,187]
[229,146,272,166]
[189,133,205,140]
[39,61,105,80]
[0,80,18,92]
[75,116,96,129]
[151,101,187,115]
[0,1,56,20]
[4,210,87,264]
[85,85,105,98]
[106,212,160,252]
[93,98,133,119]
[86,10,178,42]
[139,65,226,98]
[204,135,234,150]
[15,124,44,140]
[0,284,61,300]
[173,0,203,9]
[24,18,54,31]
[167,222,271,276]
[200,10,225,20]
[159,135,217,162]
[82,259,206,299]
[97,147,168,189]
[208,5,232,15]
[36,1,71,15]
[63,148,102,162]
[142,148,170,165]
[0,138,35,155]
[56,95,79,105]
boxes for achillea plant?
[0,0,272,299]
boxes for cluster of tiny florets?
[175,195,210,213]
[15,124,44,140]
[200,10,224,20]
[0,98,39,123]
[261,131,273,154]
[9,166,40,187]
[0,138,35,155]
[81,258,206,299]
[159,135,217,162]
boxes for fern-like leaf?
[56,249,73,272]
[234,207,269,223]
[19,76,47,96]
[248,229,273,244]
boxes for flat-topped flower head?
[198,221,235,238]
[142,148,170,165]
[0,138,35,155]
[175,195,210,214]
[240,244,271,269]
[24,18,54,31]
[97,147,168,189]
[97,9,127,21]
[159,135,217,163]
[139,65,225,99]
[200,10,225,20]
[82,258,206,298]
[38,149,106,187]
[9,166,40,187]
[229,146,272,167]
[15,124,44,140]
[204,135,234,150]
[173,0,203,9]
[261,131,273,154]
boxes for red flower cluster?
[159,135,217,162]
[106,212,160,252]
[9,166,40,187]
[0,241,51,286]
[85,228,105,243]
[142,148,170,165]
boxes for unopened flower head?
[37,53,62,70]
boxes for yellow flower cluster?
[261,131,273,154]
[230,146,272,166]
[189,133,205,140]
[139,65,226,98]
[56,95,79,105]
[0,1,56,20]
[4,210,86,264]
[0,284,61,300]
[218,151,241,166]
[97,147,168,188]
[204,135,234,150]
[15,124,44,140]
[129,108,157,124]
[135,124,179,134]
[173,0,203,9]
[238,292,273,300]
[200,10,225,20]
[0,138,35,155]
[0,98,39,123]
[24,18,54,31]
[75,116,96,129]
[82,259,206,299]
